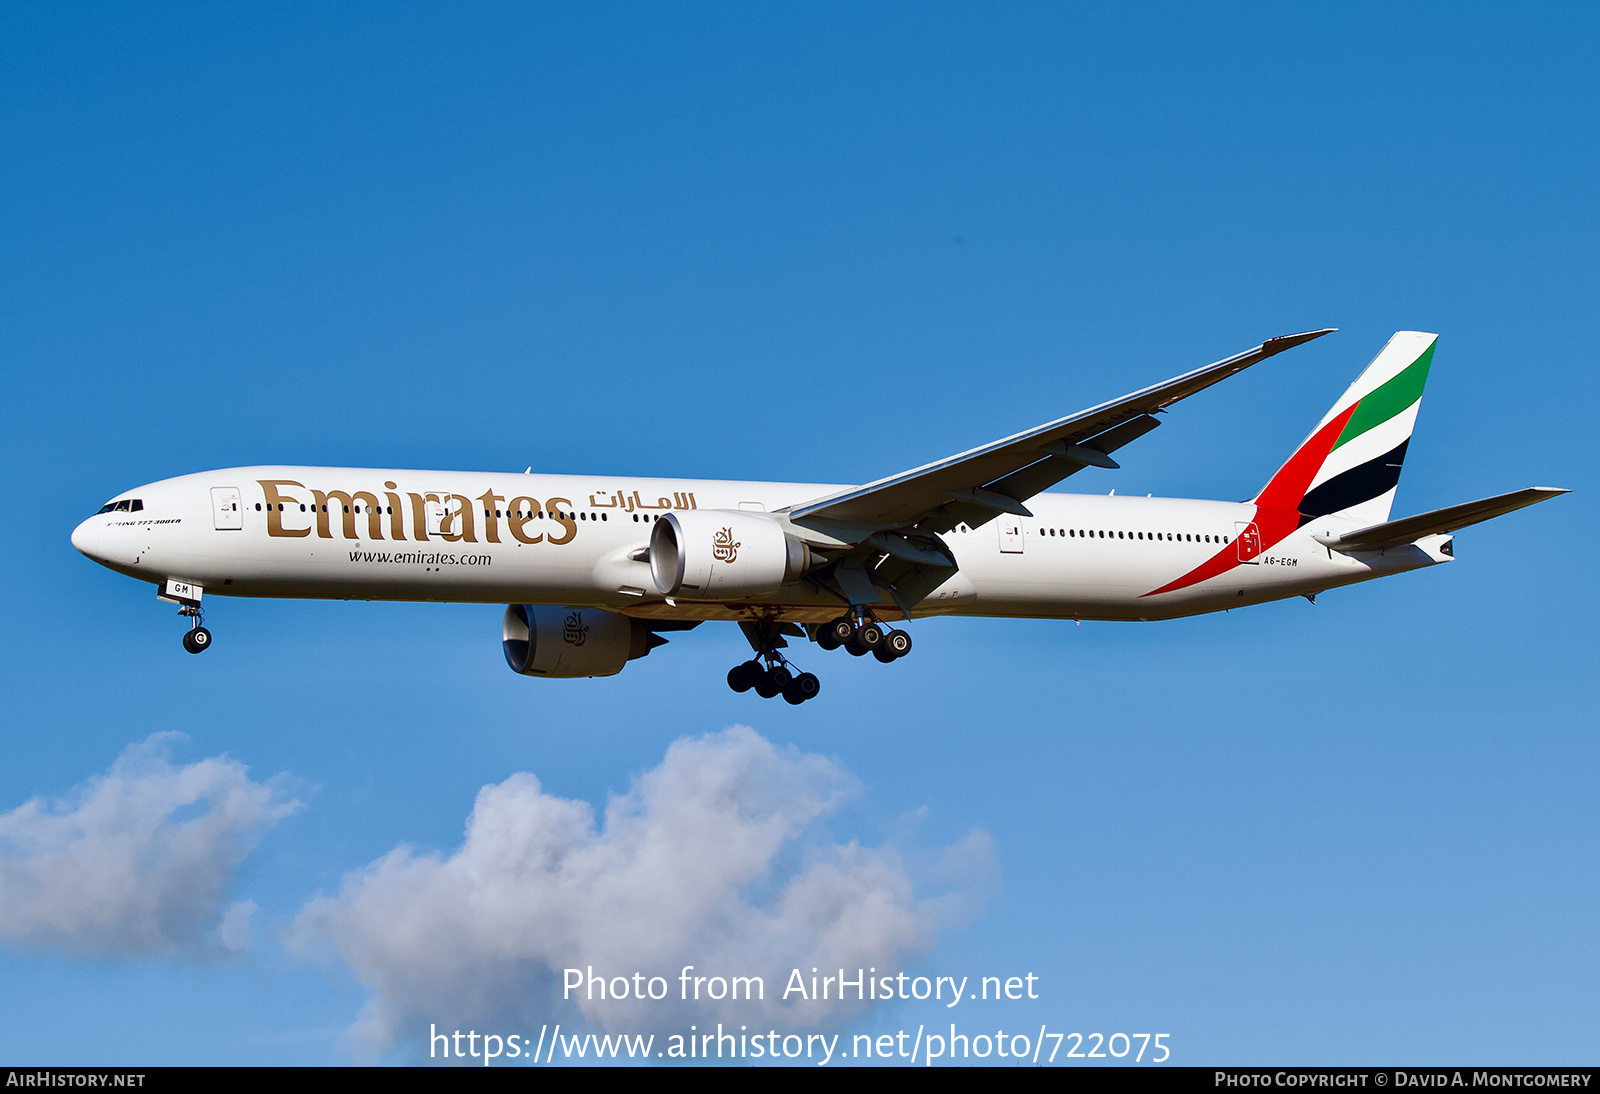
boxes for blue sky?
[1,2,1595,1065]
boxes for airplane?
[71,330,1566,705]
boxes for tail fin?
[1253,331,1437,526]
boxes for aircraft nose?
[71,517,101,560]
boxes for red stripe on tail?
[1255,404,1358,511]
[1142,404,1357,598]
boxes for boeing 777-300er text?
[73,330,1566,704]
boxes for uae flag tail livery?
[1244,331,1438,566]
[1259,330,1435,529]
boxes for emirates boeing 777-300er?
[72,330,1565,704]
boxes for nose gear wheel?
[178,605,212,655]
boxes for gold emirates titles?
[255,479,698,546]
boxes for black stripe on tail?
[1297,439,1410,524]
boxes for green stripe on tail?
[1333,340,1435,449]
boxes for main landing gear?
[728,620,821,704]
[727,656,821,705]
[815,613,913,663]
[726,614,912,704]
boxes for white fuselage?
[71,466,1452,624]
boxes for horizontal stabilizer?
[1312,487,1569,552]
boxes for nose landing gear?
[179,606,212,654]
[158,579,213,654]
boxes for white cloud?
[0,733,298,956]
[218,900,258,954]
[286,726,996,1057]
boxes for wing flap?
[983,414,1164,506]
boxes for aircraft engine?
[502,604,667,678]
[649,510,816,599]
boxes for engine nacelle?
[502,605,660,678]
[649,510,812,599]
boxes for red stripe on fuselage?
[1140,404,1357,598]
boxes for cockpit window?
[94,499,143,515]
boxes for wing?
[785,329,1336,537]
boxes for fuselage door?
[211,487,243,530]
[426,496,448,536]
[999,517,1024,554]
[1235,521,1262,563]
